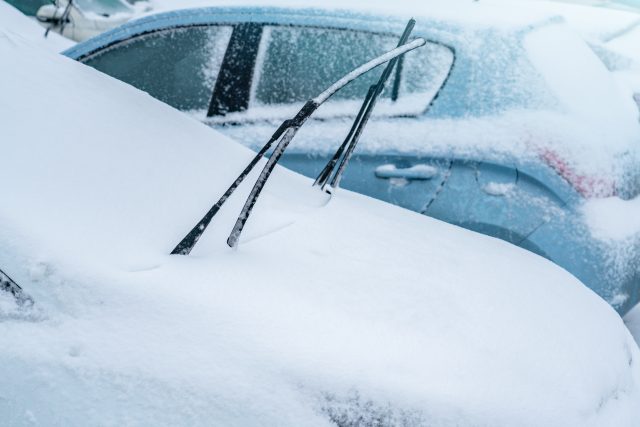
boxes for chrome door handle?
[375,164,438,180]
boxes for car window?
[82,25,233,111]
[248,26,454,119]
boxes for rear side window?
[250,26,454,118]
[82,25,233,111]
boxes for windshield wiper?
[171,25,424,254]
[314,19,416,191]
[43,0,74,38]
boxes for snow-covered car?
[65,4,640,314]
[2,15,640,427]
[3,0,149,42]
[509,0,640,70]
[0,0,74,51]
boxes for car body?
[65,4,640,314]
[3,21,640,425]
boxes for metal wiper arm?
[313,85,376,188]
[171,36,425,254]
[0,268,33,307]
[317,19,416,191]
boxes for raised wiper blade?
[317,19,416,191]
[313,85,376,188]
[171,36,425,254]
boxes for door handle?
[375,164,438,180]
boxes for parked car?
[0,0,74,51]
[3,0,149,41]
[65,5,640,314]
[2,20,640,426]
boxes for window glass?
[82,26,233,111]
[251,26,454,118]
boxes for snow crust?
[1,19,640,427]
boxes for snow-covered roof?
[1,18,639,426]
[147,0,558,30]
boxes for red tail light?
[540,149,616,198]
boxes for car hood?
[0,27,639,426]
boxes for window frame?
[78,21,457,124]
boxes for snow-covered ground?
[1,12,640,427]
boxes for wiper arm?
[44,0,74,38]
[316,19,416,191]
[0,268,33,307]
[172,35,425,254]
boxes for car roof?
[65,4,557,58]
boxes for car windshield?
[74,0,132,16]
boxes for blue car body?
[64,6,640,313]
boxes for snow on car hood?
[1,26,640,426]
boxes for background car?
[2,0,150,41]
[0,0,74,51]
[5,22,640,426]
[65,4,640,314]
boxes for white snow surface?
[148,0,558,29]
[626,303,640,345]
[0,1,74,52]
[513,0,640,41]
[1,23,640,427]
[583,196,640,240]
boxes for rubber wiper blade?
[313,85,376,188]
[317,19,416,191]
[171,37,425,254]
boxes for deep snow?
[1,6,640,427]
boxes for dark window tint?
[82,26,232,111]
